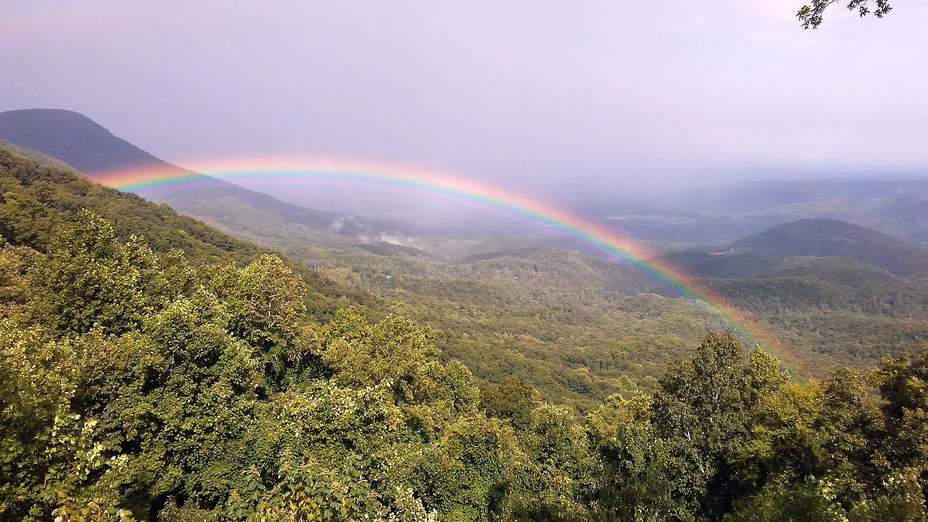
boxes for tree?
[647,331,809,518]
[589,393,688,521]
[413,416,519,521]
[28,210,149,335]
[513,404,595,520]
[798,0,892,29]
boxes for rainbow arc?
[97,157,793,367]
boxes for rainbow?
[96,157,794,368]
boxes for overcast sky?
[2,1,927,198]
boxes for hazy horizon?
[3,1,927,209]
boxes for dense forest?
[3,151,928,520]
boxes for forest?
[2,151,928,521]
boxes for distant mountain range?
[658,218,928,280]
[602,175,928,245]
[0,108,413,239]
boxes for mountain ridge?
[0,108,415,239]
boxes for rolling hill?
[728,218,928,278]
[652,219,928,368]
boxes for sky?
[2,1,927,206]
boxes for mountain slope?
[0,108,412,239]
[0,108,166,174]
[0,149,384,320]
[0,139,80,173]
[648,220,928,369]
[728,218,928,278]
[0,148,261,263]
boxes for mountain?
[653,218,928,281]
[0,148,383,319]
[650,220,928,371]
[0,108,413,239]
[727,218,928,278]
[0,108,174,174]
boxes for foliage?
[798,0,892,29]
[208,192,928,411]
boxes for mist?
[2,1,927,230]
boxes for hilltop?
[0,108,168,174]
[653,219,928,367]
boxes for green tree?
[316,309,481,439]
[725,476,848,522]
[99,292,262,515]
[247,456,390,522]
[27,210,176,336]
[413,416,520,521]
[0,243,38,316]
[208,254,308,350]
[590,393,691,521]
[204,254,311,390]
[877,348,928,475]
[0,322,134,520]
[478,377,541,431]
[646,332,806,518]
[510,404,595,520]
[650,331,755,516]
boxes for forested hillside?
[729,218,928,278]
[204,204,928,402]
[0,150,382,323]
[4,146,928,521]
[0,139,80,173]
[214,221,753,410]
[659,227,928,369]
